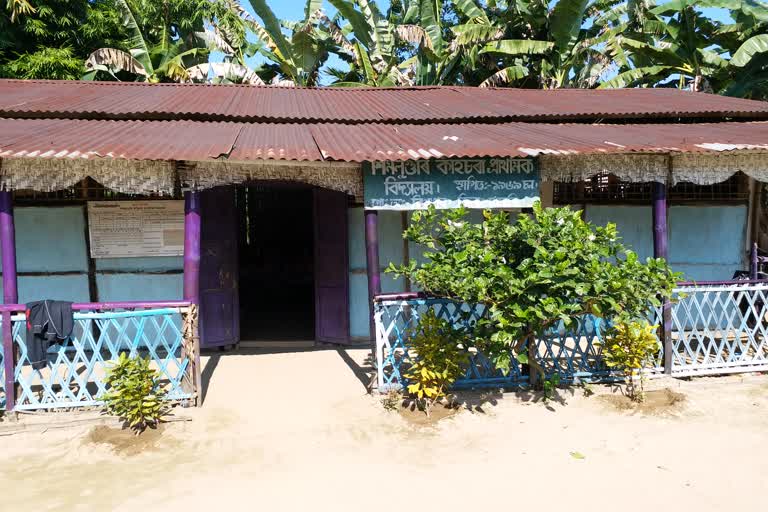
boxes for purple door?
[313,188,350,344]
[200,186,240,348]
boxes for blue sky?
[252,0,732,23]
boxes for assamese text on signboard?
[363,157,539,210]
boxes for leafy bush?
[403,310,469,415]
[602,320,660,401]
[389,202,679,386]
[102,353,167,433]
[542,374,561,401]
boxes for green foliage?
[1,0,125,79]
[389,202,680,385]
[2,46,83,79]
[601,319,660,401]
[102,352,167,433]
[542,373,561,401]
[599,1,768,97]
[1,0,253,82]
[82,0,255,83]
[243,0,344,86]
[580,381,595,397]
[403,309,469,415]
[3,0,768,97]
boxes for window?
[553,172,749,205]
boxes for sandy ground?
[1,346,767,512]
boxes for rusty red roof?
[2,80,768,124]
[2,118,767,162]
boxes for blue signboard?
[363,157,539,210]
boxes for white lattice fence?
[668,283,768,376]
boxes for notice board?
[363,157,539,210]
[87,201,184,258]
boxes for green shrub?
[380,389,403,411]
[602,320,660,401]
[389,202,679,386]
[542,373,561,401]
[102,353,167,433]
[403,310,469,415]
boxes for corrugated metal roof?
[3,118,767,162]
[0,119,242,160]
[2,80,768,124]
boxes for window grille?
[553,172,749,205]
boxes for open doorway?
[237,184,315,341]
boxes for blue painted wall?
[0,207,91,302]
[95,257,183,272]
[95,274,183,301]
[13,207,89,272]
[95,252,183,303]
[348,208,520,340]
[585,205,748,281]
[349,203,748,339]
[3,202,744,339]
[348,207,406,340]
[669,205,747,281]
[14,275,91,304]
[585,206,654,262]
[0,205,182,304]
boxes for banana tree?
[598,0,733,91]
[82,0,228,82]
[715,0,768,99]
[188,62,265,84]
[325,0,421,86]
[464,0,615,88]
[332,0,478,86]
[239,0,344,86]
[393,0,446,85]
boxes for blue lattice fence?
[375,283,768,392]
[535,315,664,382]
[374,298,528,392]
[374,298,644,391]
[2,307,195,411]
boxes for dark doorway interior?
[237,184,315,340]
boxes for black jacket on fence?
[25,300,74,370]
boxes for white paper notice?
[87,201,185,258]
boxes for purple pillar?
[652,182,668,261]
[365,210,382,339]
[652,182,673,374]
[183,191,201,304]
[0,191,17,410]
[0,191,18,304]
